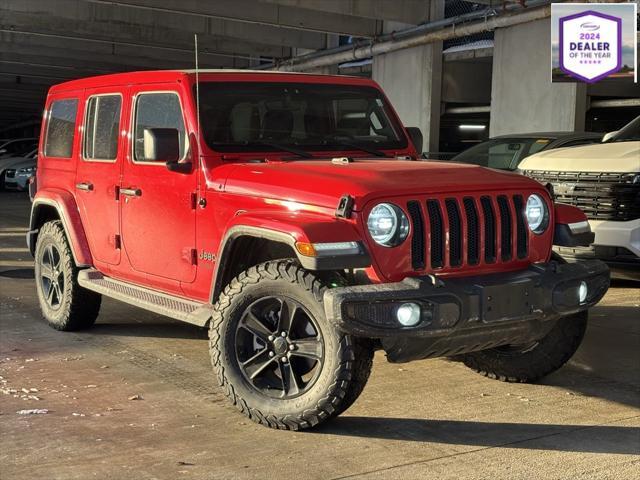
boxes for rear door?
[120,85,197,283]
[75,89,125,265]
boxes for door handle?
[76,182,94,191]
[120,187,142,197]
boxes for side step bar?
[77,269,213,327]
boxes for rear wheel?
[462,311,588,383]
[34,221,101,331]
[209,260,372,430]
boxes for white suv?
[519,116,640,280]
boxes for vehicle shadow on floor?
[546,303,640,409]
[90,322,207,340]
[542,364,639,410]
[0,268,34,279]
[314,417,640,455]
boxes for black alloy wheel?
[235,296,324,399]
[38,243,65,310]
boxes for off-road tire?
[462,311,588,383]
[209,260,372,430]
[34,221,101,331]
[333,338,374,416]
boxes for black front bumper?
[324,260,610,362]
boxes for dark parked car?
[448,132,603,171]
[0,138,38,159]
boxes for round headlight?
[367,203,409,247]
[525,194,549,234]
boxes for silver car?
[1,148,37,191]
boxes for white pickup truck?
[520,116,640,280]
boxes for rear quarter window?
[44,99,79,158]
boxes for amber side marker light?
[295,242,317,257]
[295,241,361,257]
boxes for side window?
[133,93,186,162]
[44,99,78,158]
[84,95,122,161]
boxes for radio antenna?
[194,33,201,150]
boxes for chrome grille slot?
[463,197,480,265]
[524,170,640,221]
[407,200,425,270]
[480,196,496,263]
[426,200,444,269]
[513,194,528,259]
[497,195,512,261]
[445,198,462,267]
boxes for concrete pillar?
[490,19,587,137]
[372,3,444,153]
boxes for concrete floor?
[0,191,638,479]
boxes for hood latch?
[335,194,355,218]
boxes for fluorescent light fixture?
[459,124,486,130]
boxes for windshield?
[451,137,553,170]
[196,82,407,155]
[609,116,640,142]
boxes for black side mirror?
[166,161,192,173]
[143,127,180,162]
[143,127,192,173]
[406,127,423,154]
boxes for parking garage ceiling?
[0,0,432,130]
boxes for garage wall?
[489,19,587,136]
[442,60,492,104]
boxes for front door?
[75,89,125,265]
[120,86,197,284]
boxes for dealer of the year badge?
[559,10,622,83]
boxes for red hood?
[217,159,543,210]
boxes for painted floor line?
[0,260,34,267]
[0,232,26,237]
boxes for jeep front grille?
[5,169,15,178]
[407,194,529,271]
[524,170,640,221]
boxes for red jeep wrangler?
[28,70,609,430]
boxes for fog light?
[578,281,588,303]
[396,303,421,327]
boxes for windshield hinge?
[331,157,353,165]
[190,192,198,210]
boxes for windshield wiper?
[243,141,313,159]
[328,137,391,158]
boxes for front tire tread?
[209,260,369,430]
